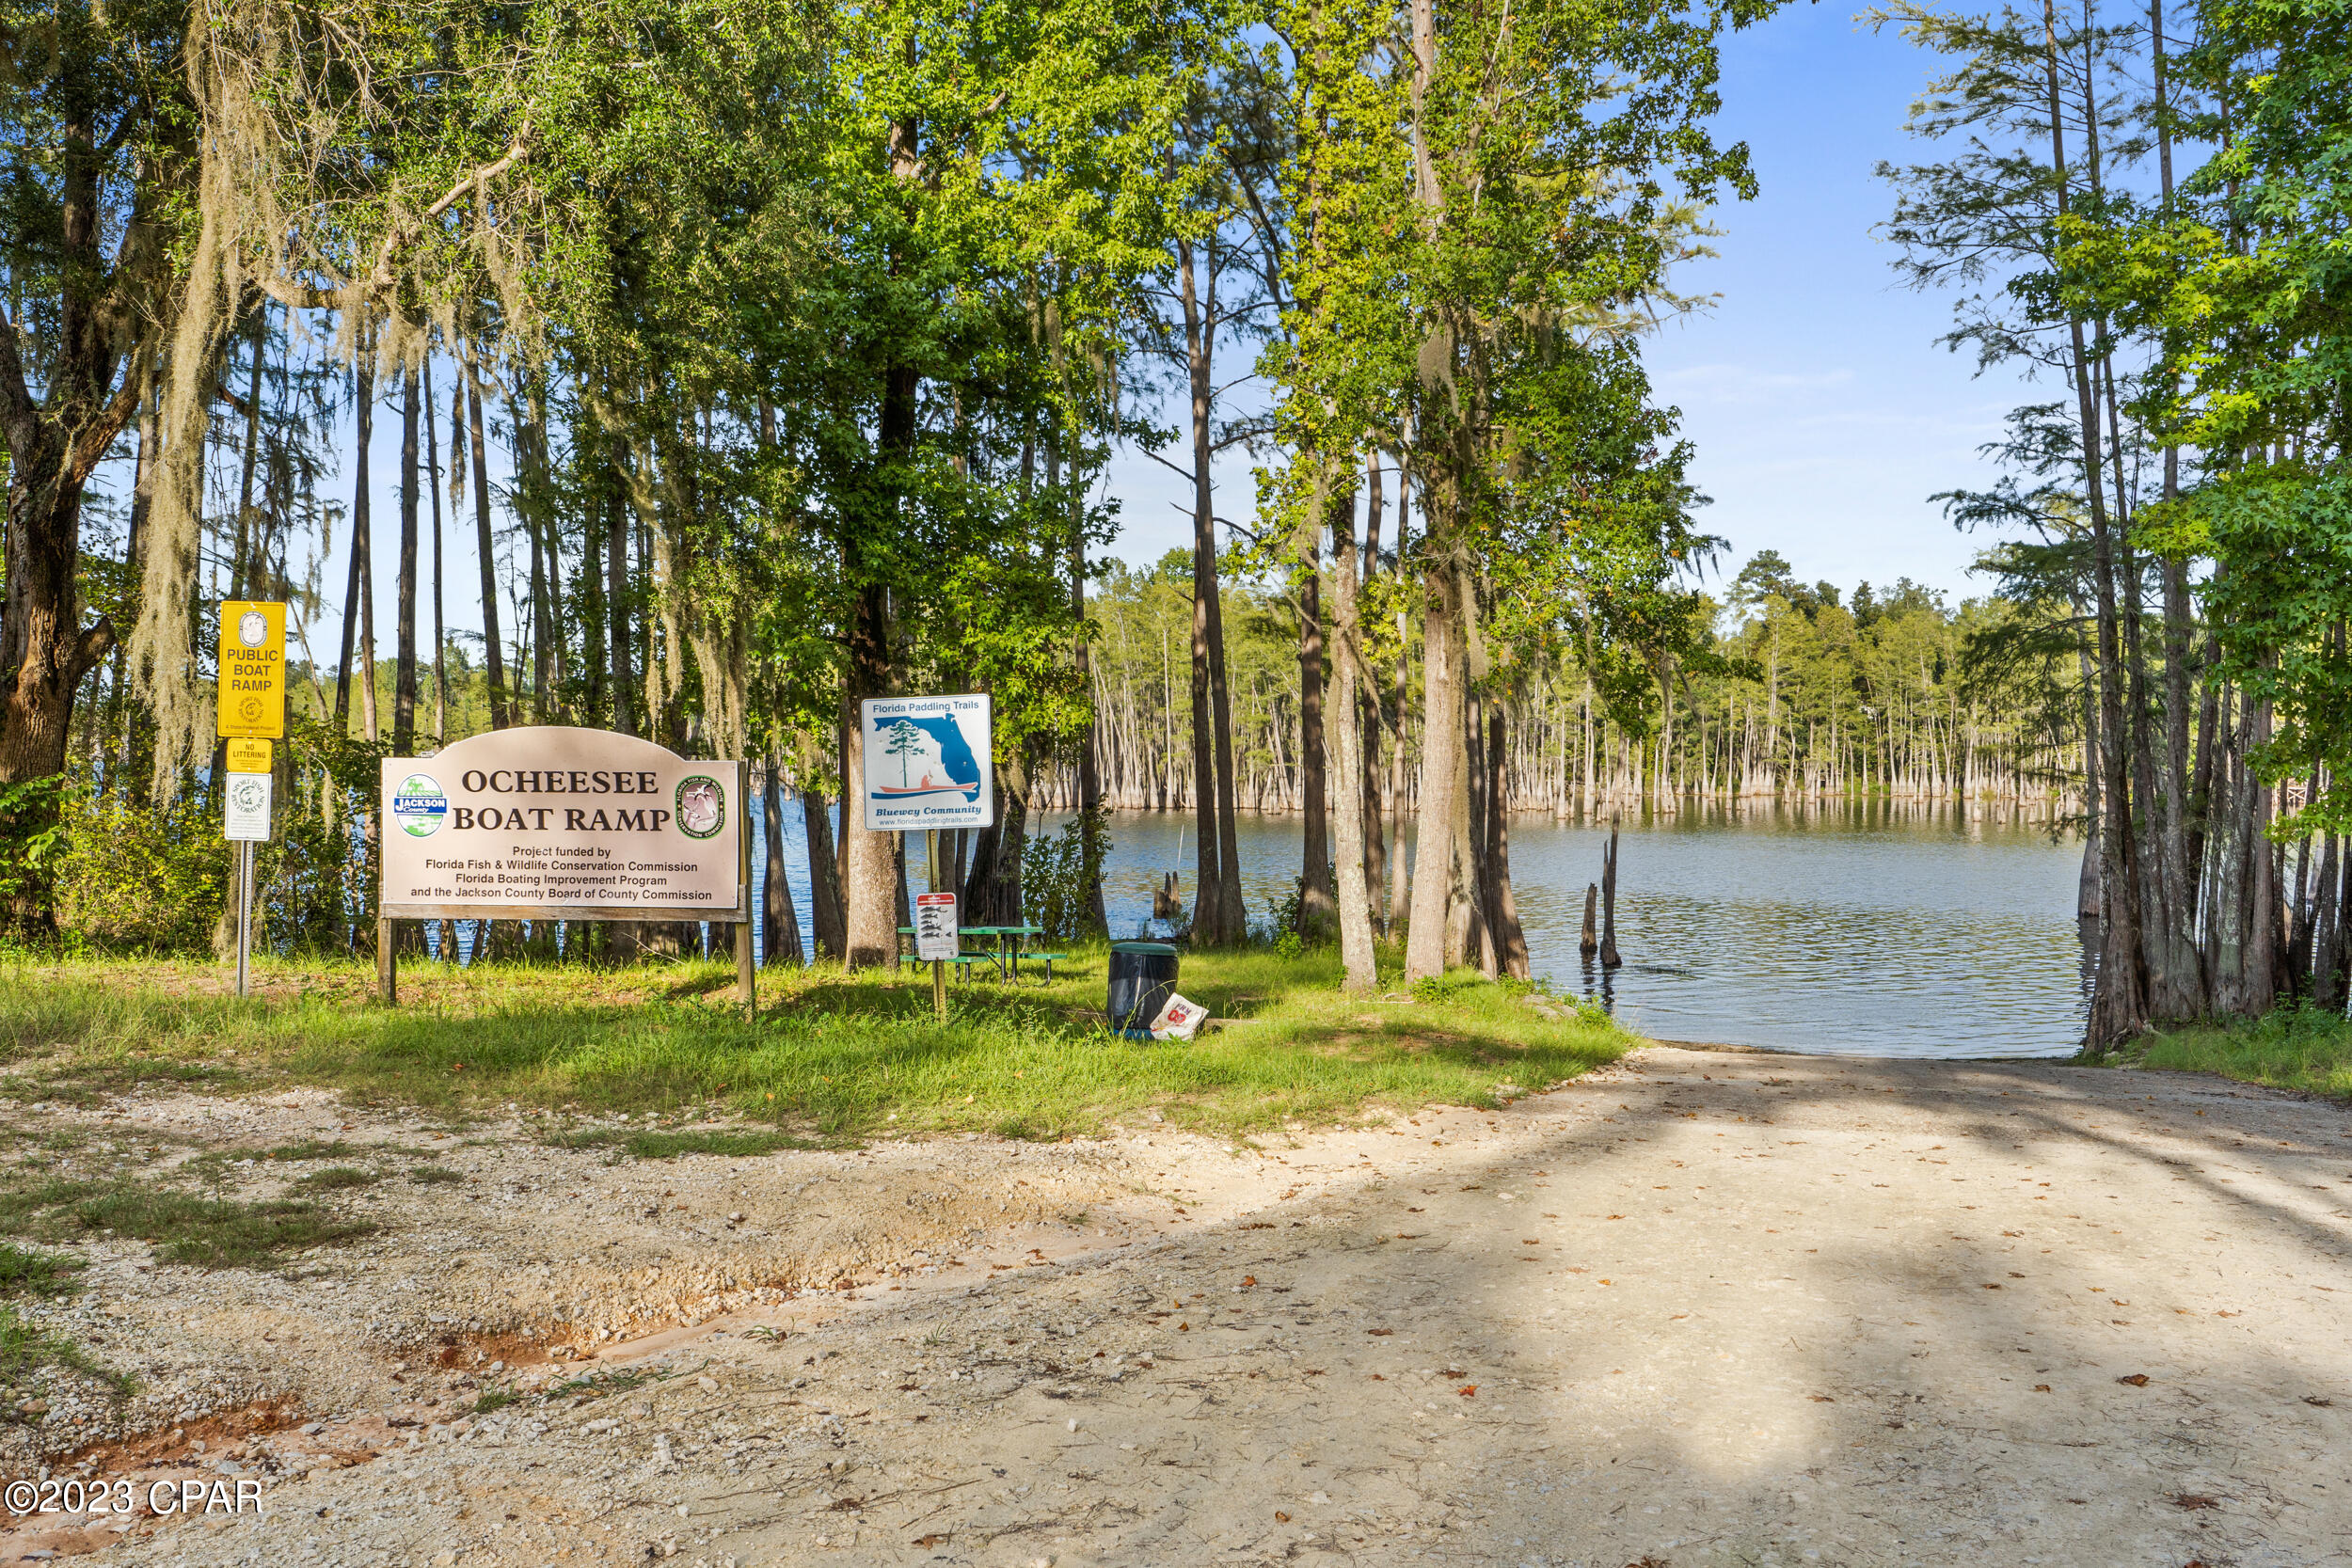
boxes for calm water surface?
[1044,803,2092,1058]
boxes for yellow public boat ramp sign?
[216,601,286,739]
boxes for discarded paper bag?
[1149,992,1209,1041]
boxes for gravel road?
[35,1046,2352,1568]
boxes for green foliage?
[49,788,229,956]
[1263,0,1782,738]
[1020,813,1110,942]
[0,777,71,931]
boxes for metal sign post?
[216,603,285,1000]
[236,842,254,997]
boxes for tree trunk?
[1326,472,1375,991]
[2044,0,2145,1047]
[426,362,447,745]
[336,349,374,735]
[1485,705,1529,979]
[1454,682,1486,973]
[841,337,913,971]
[1071,476,1108,936]
[606,450,633,737]
[393,359,421,755]
[962,744,1031,927]
[842,677,898,970]
[0,91,142,798]
[801,789,847,961]
[1295,540,1334,939]
[763,768,803,967]
[1405,570,1461,982]
[1359,454,1388,925]
[1177,234,1238,945]
[467,355,509,729]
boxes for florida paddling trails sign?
[859,694,994,832]
[379,727,747,920]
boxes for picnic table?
[895,923,1051,981]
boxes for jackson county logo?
[237,609,268,649]
[392,773,449,838]
[675,776,724,840]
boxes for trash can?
[1108,942,1180,1034]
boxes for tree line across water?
[3,0,2348,1043]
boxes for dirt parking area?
[8,1046,2351,1567]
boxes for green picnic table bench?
[896,924,1061,981]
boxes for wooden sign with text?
[378,727,746,921]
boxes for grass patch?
[407,1165,466,1185]
[0,1303,131,1397]
[547,1366,660,1402]
[263,1139,426,1163]
[546,1128,827,1161]
[0,1242,84,1298]
[291,1165,380,1193]
[0,946,1635,1139]
[2118,1004,2352,1099]
[472,1388,518,1415]
[0,1180,375,1270]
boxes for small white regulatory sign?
[914,892,960,962]
[223,771,273,842]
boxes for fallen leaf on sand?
[1808,1395,1834,1403]
[1275,1513,1291,1523]
[2169,1494,2220,1512]
[2117,1373,2150,1387]
[2033,1384,2051,1392]
[1365,1328,1393,1337]
[1457,1386,1476,1398]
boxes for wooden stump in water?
[1599,825,1622,969]
[1152,871,1183,922]
[1581,882,1598,955]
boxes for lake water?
[1032,802,2092,1059]
[465,797,2091,1059]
